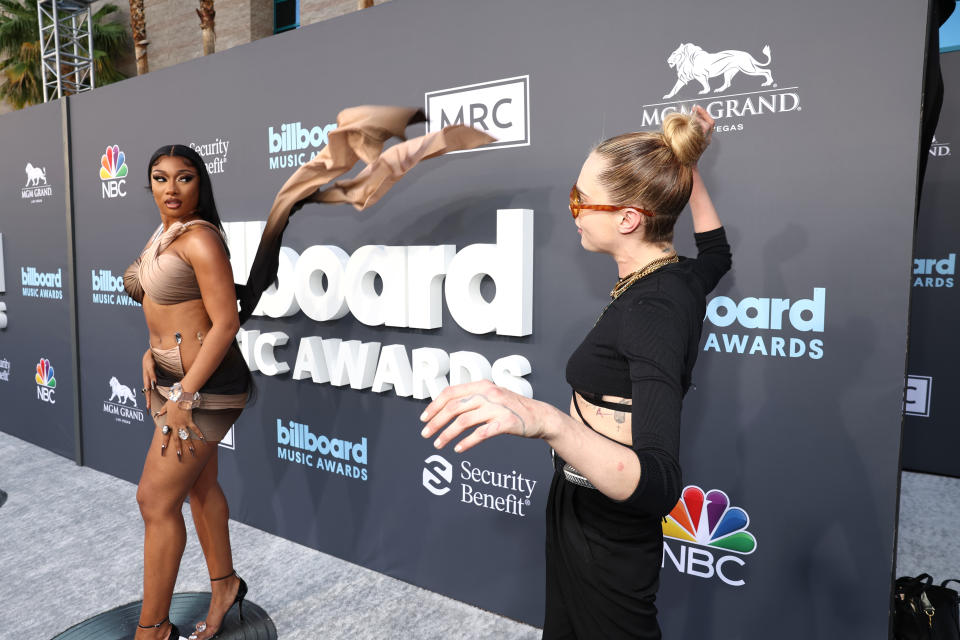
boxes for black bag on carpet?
[894,574,960,640]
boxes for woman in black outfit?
[420,105,730,639]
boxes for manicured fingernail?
[420,427,429,437]
[454,444,462,453]
[433,438,441,449]
[419,410,428,421]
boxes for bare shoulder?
[180,223,228,265]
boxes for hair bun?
[661,113,707,166]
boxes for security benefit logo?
[103,376,144,424]
[20,266,63,300]
[703,288,825,359]
[21,162,53,203]
[662,486,757,587]
[190,138,229,175]
[91,269,140,306]
[642,42,800,134]
[904,375,933,418]
[267,121,336,170]
[276,419,368,481]
[425,75,530,152]
[422,454,537,517]
[913,253,954,288]
[100,145,128,199]
[35,357,57,404]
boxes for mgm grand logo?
[641,42,801,133]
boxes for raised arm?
[690,167,722,233]
[689,105,722,234]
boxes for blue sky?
[943,2,960,52]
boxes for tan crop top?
[123,219,226,305]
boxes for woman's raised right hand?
[142,349,157,410]
[691,105,715,147]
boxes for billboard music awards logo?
[0,358,9,382]
[904,375,933,418]
[422,454,537,517]
[0,233,7,330]
[190,138,229,175]
[276,418,368,481]
[930,136,951,157]
[703,288,825,359]
[20,266,63,300]
[91,269,140,306]
[913,253,954,288]
[21,162,53,203]
[425,75,530,152]
[267,121,336,170]
[100,145,128,199]
[662,486,757,587]
[225,209,535,402]
[35,357,57,404]
[641,42,801,133]
[103,376,144,424]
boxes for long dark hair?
[146,145,227,241]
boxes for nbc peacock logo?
[99,145,128,199]
[99,145,127,180]
[35,357,57,404]
[661,486,757,587]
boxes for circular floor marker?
[52,591,277,640]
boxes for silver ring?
[161,425,171,436]
[178,428,189,440]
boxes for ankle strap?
[210,570,236,582]
[138,616,169,629]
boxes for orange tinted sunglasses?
[569,184,655,219]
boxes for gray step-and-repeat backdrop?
[0,0,931,636]
[903,50,960,477]
[0,100,76,459]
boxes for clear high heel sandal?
[189,570,248,640]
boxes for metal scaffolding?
[37,0,96,102]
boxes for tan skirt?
[149,343,248,442]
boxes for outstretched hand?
[420,381,549,453]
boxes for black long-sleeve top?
[564,227,732,517]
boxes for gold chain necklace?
[610,254,679,299]
[595,254,679,326]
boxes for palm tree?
[0,0,129,109]
[129,0,148,75]
[197,0,214,56]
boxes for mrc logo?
[35,357,57,404]
[99,145,128,199]
[662,486,757,587]
[425,75,530,152]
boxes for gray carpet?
[0,431,541,640]
[896,470,960,582]
[2,429,957,639]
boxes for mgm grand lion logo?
[663,43,774,100]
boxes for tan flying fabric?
[237,105,496,323]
